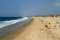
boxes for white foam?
[0,17,28,28]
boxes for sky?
[0,0,60,17]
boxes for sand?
[1,17,60,40]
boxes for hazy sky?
[0,0,60,17]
